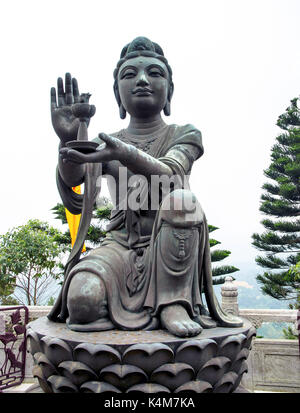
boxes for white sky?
[1,0,299,281]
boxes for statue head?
[113,36,174,119]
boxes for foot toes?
[160,305,203,338]
[183,321,202,337]
[173,321,189,337]
[191,321,202,335]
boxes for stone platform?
[27,317,255,393]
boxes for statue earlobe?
[119,104,126,119]
[163,101,171,116]
[164,82,174,116]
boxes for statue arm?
[120,143,200,178]
[57,138,105,215]
[120,124,203,178]
[120,144,173,178]
[58,141,196,182]
[58,142,86,188]
[158,144,202,176]
[58,134,109,188]
[58,125,203,180]
[59,133,173,179]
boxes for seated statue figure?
[48,36,242,337]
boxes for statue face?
[118,56,169,118]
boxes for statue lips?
[132,87,153,97]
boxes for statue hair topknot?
[120,37,165,58]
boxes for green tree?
[51,196,112,250]
[0,219,68,305]
[0,282,19,305]
[53,200,239,285]
[252,97,300,309]
[282,325,298,340]
[208,225,239,285]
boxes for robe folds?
[48,124,242,330]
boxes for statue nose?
[136,73,149,86]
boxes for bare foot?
[160,304,202,337]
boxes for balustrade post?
[221,276,239,316]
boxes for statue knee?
[160,189,204,227]
[67,272,107,324]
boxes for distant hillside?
[214,274,290,310]
[214,260,292,310]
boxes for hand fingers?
[50,87,57,110]
[65,72,73,105]
[57,77,65,107]
[60,148,86,164]
[98,133,116,147]
[72,78,80,103]
[59,147,69,160]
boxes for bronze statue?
[48,36,242,337]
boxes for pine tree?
[208,225,239,285]
[51,197,112,251]
[52,203,239,285]
[252,97,300,309]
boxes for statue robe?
[48,124,242,330]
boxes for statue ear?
[164,82,174,116]
[163,101,171,116]
[114,80,126,119]
[119,104,126,119]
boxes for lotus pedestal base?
[27,317,255,393]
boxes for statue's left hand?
[59,133,128,164]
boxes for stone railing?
[1,283,300,393]
[239,308,298,330]
[243,338,300,393]
[221,277,300,393]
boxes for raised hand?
[51,73,88,143]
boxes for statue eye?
[121,70,136,79]
[149,69,163,77]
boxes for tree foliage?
[51,196,112,250]
[0,219,68,305]
[282,325,298,340]
[208,225,239,285]
[252,97,300,309]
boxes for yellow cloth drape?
[65,186,86,252]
